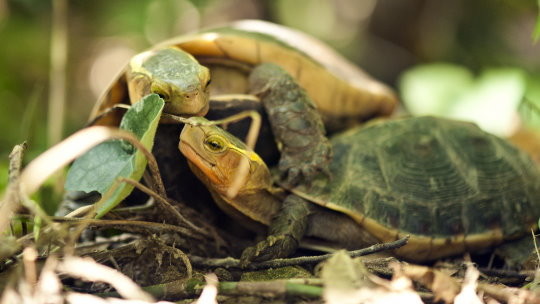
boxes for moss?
[240,266,313,281]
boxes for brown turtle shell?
[290,116,540,261]
[90,20,398,131]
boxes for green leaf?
[399,63,474,115]
[65,94,164,218]
[399,64,526,136]
[520,73,540,129]
[447,68,525,136]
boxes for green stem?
[101,278,322,299]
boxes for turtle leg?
[240,194,312,264]
[249,63,332,187]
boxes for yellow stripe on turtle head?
[227,145,263,163]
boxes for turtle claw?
[280,166,301,187]
[280,164,316,188]
[278,143,332,188]
[240,235,298,267]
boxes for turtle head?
[179,120,281,227]
[127,47,211,116]
[179,120,271,196]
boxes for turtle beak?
[165,89,209,117]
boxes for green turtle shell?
[291,116,540,261]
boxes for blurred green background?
[1,0,540,192]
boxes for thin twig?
[124,137,166,199]
[479,267,534,281]
[85,104,130,127]
[478,282,540,303]
[118,177,205,235]
[15,216,205,242]
[8,126,166,249]
[226,111,261,199]
[189,236,409,270]
[532,228,540,265]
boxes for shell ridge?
[435,119,477,237]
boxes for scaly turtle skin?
[179,116,540,262]
[90,20,397,132]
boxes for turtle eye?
[206,79,211,87]
[204,135,226,152]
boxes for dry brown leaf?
[454,264,483,304]
[322,251,423,304]
[402,263,460,303]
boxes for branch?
[189,236,408,270]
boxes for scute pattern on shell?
[139,48,203,90]
[297,116,540,241]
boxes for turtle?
[90,19,397,132]
[179,115,540,262]
[88,20,399,187]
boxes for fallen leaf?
[454,264,483,304]
[402,263,460,304]
[322,251,423,304]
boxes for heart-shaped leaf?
[65,94,164,217]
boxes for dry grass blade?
[0,126,160,234]
[26,125,165,203]
[222,111,261,198]
[196,274,218,304]
[57,256,154,302]
[19,126,136,196]
[34,256,63,304]
[532,228,540,263]
[35,216,203,240]
[22,247,38,287]
[118,178,204,234]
